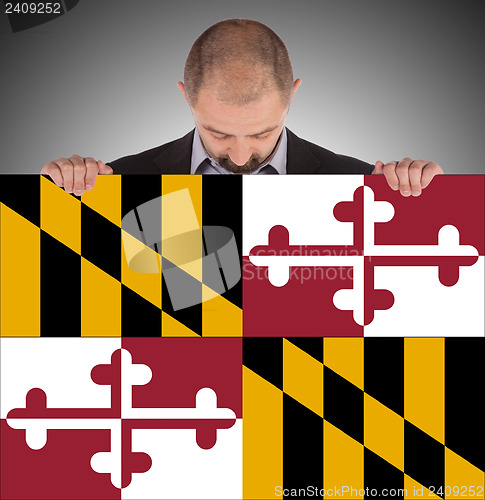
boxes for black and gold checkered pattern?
[0,175,242,337]
[243,337,484,499]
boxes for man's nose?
[228,141,252,166]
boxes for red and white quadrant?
[243,175,484,336]
[0,337,242,499]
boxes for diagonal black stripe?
[121,284,161,337]
[40,230,80,336]
[364,338,404,417]
[287,337,323,363]
[364,447,404,499]
[202,175,242,308]
[404,420,445,497]
[445,338,485,472]
[243,337,283,390]
[324,366,363,444]
[0,175,40,227]
[121,175,161,219]
[81,203,121,281]
[283,393,323,497]
[161,261,202,336]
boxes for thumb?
[372,160,384,175]
[97,160,113,174]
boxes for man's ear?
[291,78,302,101]
[177,81,190,105]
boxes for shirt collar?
[190,127,287,175]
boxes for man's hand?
[372,158,443,197]
[41,155,113,196]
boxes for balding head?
[183,19,294,107]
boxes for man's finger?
[421,161,443,189]
[41,161,64,187]
[408,160,426,197]
[372,160,384,175]
[382,161,400,190]
[98,160,113,175]
[395,157,413,196]
[84,157,99,191]
[56,157,75,193]
[70,154,87,196]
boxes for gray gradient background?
[0,0,483,174]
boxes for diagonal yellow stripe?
[81,175,121,227]
[0,204,40,336]
[404,474,441,499]
[121,230,161,308]
[405,338,445,444]
[161,175,202,229]
[202,287,242,337]
[324,338,363,390]
[283,339,323,417]
[243,366,282,500]
[445,448,485,499]
[81,257,121,336]
[162,311,200,337]
[324,421,364,499]
[364,393,404,472]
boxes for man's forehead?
[191,88,289,136]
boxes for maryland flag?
[243,337,484,499]
[0,175,242,337]
[0,174,484,499]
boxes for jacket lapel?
[153,130,194,174]
[286,128,321,174]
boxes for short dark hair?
[184,19,294,106]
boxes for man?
[41,18,442,195]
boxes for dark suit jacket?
[108,128,374,175]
